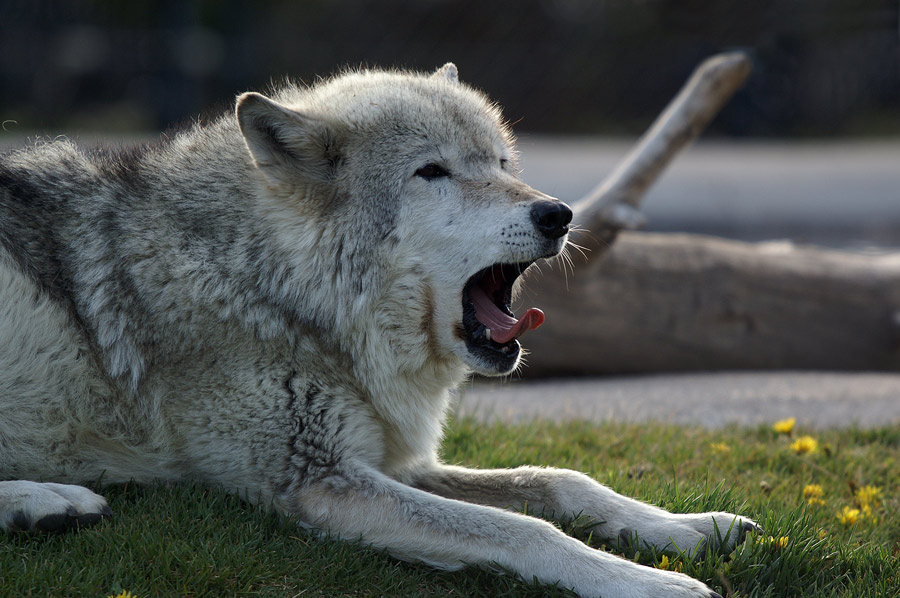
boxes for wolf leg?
[0,480,112,533]
[405,464,759,557]
[296,462,720,598]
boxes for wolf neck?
[341,264,470,473]
[354,331,468,474]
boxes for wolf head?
[235,64,571,378]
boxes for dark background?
[1,0,898,137]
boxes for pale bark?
[519,233,900,376]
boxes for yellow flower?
[107,592,137,598]
[655,554,682,572]
[710,442,731,456]
[758,535,789,549]
[772,417,796,434]
[837,506,860,525]
[790,435,818,455]
[803,484,824,499]
[855,485,882,510]
[803,484,825,506]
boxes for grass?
[2,418,898,597]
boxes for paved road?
[516,137,900,250]
[453,372,900,429]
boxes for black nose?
[530,200,573,240]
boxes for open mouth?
[461,262,545,367]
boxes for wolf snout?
[530,200,573,240]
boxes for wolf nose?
[530,200,573,239]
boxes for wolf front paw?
[0,481,112,533]
[675,511,761,557]
[617,511,760,558]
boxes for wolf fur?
[0,64,756,597]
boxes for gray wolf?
[0,63,757,597]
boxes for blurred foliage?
[0,0,897,136]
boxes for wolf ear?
[236,92,344,187]
[432,63,459,84]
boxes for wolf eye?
[415,164,450,180]
[500,158,508,169]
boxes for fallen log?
[519,233,900,376]
[516,51,900,375]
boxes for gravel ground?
[453,371,900,429]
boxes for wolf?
[0,63,757,597]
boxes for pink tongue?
[470,285,545,344]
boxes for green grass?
[2,418,898,597]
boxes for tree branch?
[572,51,752,246]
